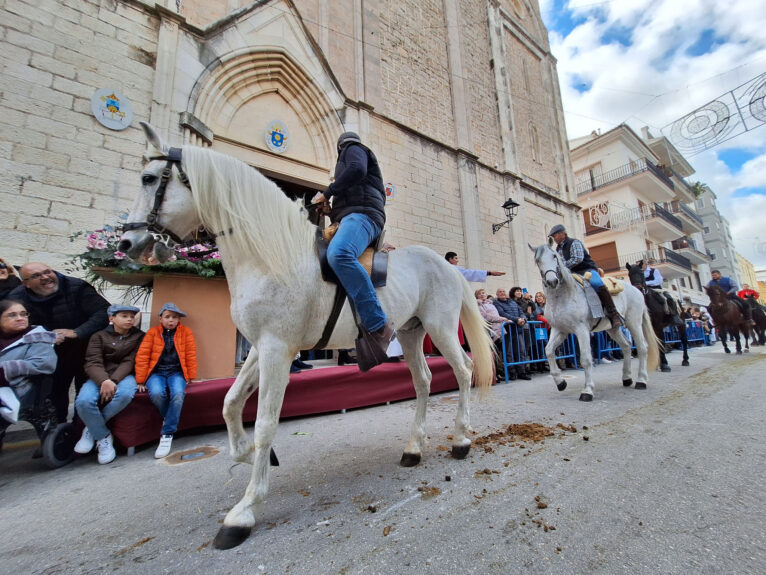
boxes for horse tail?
[642,306,660,372]
[458,276,495,396]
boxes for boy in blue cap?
[74,304,145,464]
[135,302,197,458]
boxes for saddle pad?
[571,273,605,319]
[315,229,388,288]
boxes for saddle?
[310,223,390,352]
[577,272,624,295]
[315,223,389,288]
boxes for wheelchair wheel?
[42,422,77,469]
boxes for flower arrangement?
[67,222,225,293]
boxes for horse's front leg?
[214,341,292,550]
[574,324,595,401]
[545,328,568,392]
[681,330,690,366]
[720,327,731,354]
[223,348,260,463]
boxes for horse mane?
[181,145,315,283]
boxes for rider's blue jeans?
[586,269,604,289]
[146,372,187,435]
[75,376,137,441]
[327,213,388,332]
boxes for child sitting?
[135,303,197,459]
[74,304,144,464]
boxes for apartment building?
[569,124,711,306]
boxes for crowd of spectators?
[1,259,197,463]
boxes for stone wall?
[0,0,158,268]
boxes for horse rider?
[737,283,760,301]
[639,259,672,316]
[311,132,396,371]
[706,269,754,326]
[548,224,622,328]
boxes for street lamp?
[491,198,520,234]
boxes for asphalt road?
[1,343,764,575]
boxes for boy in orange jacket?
[135,302,197,458]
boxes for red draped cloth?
[423,321,465,355]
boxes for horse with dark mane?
[625,262,689,370]
[705,285,751,354]
[743,295,766,345]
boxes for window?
[703,226,710,234]
[529,122,541,163]
[695,198,704,209]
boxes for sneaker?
[155,434,173,459]
[97,433,116,465]
[601,358,613,364]
[74,427,95,454]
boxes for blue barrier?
[499,320,577,382]
[663,319,708,345]
[593,327,634,363]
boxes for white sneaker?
[601,358,613,364]
[74,427,95,454]
[155,434,173,459]
[96,433,116,465]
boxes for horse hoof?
[660,366,671,372]
[724,348,731,354]
[556,381,567,391]
[579,393,593,402]
[451,444,471,460]
[400,452,421,467]
[213,525,252,550]
[622,378,633,387]
[682,360,689,367]
[736,350,742,355]
[635,382,647,390]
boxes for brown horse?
[705,285,750,354]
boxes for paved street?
[1,343,765,575]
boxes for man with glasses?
[9,262,110,421]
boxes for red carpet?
[110,357,461,450]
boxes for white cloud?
[550,0,766,268]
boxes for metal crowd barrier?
[663,319,708,345]
[497,318,710,383]
[499,320,577,382]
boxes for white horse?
[119,123,494,549]
[529,242,659,401]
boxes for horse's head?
[625,262,645,289]
[529,242,561,289]
[705,284,727,304]
[118,122,200,265]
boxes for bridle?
[539,251,561,286]
[121,147,202,249]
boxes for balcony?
[576,157,676,202]
[671,237,711,265]
[643,203,684,242]
[617,246,692,280]
[670,169,697,202]
[668,201,704,234]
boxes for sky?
[538,0,766,272]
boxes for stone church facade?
[1,0,578,290]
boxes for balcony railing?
[645,202,683,231]
[576,157,674,196]
[617,247,692,271]
[669,201,703,226]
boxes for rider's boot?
[596,286,623,328]
[356,321,396,372]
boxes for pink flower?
[114,251,126,260]
[94,240,107,249]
